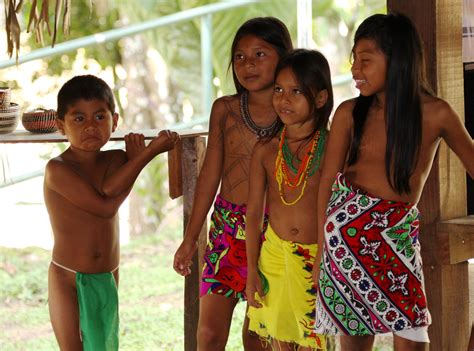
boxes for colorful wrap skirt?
[248,225,326,350]
[315,173,431,336]
[200,194,268,300]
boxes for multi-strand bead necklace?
[274,126,327,205]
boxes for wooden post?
[181,136,207,351]
[387,1,470,350]
[168,141,183,199]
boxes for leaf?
[26,0,39,33]
[40,0,52,36]
[63,0,71,35]
[52,0,62,47]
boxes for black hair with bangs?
[229,17,293,94]
[271,48,333,138]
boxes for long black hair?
[271,48,333,139]
[347,13,434,194]
[229,17,293,94]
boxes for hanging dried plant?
[5,0,73,59]
[5,0,21,59]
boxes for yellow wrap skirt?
[248,225,326,350]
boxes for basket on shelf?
[0,87,11,106]
[0,100,21,134]
[21,108,58,133]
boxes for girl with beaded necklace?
[173,17,292,350]
[246,49,333,350]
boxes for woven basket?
[0,102,20,134]
[21,108,57,133]
[0,87,11,106]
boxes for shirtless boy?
[44,75,179,350]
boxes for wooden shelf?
[437,215,474,264]
[0,128,208,143]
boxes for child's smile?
[351,38,387,97]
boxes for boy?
[44,75,179,350]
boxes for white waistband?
[51,260,119,274]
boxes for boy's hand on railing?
[149,130,180,154]
[124,133,146,160]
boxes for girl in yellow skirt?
[246,49,333,350]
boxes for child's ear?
[316,89,328,109]
[56,118,65,135]
[112,112,119,132]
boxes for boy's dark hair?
[348,12,434,194]
[271,48,333,138]
[57,75,116,120]
[229,17,293,94]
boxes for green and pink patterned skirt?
[200,194,268,300]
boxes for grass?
[0,227,249,351]
[0,226,393,351]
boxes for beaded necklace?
[282,128,327,176]
[240,91,279,138]
[274,126,326,205]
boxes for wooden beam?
[437,216,474,265]
[0,128,208,143]
[181,136,207,351]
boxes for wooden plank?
[181,136,207,351]
[437,216,474,264]
[168,140,183,199]
[0,128,207,143]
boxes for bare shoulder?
[44,154,73,188]
[210,95,238,120]
[331,98,356,128]
[335,98,356,113]
[45,154,68,173]
[422,95,458,125]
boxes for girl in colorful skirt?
[173,17,293,350]
[246,49,333,350]
[314,13,474,351]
